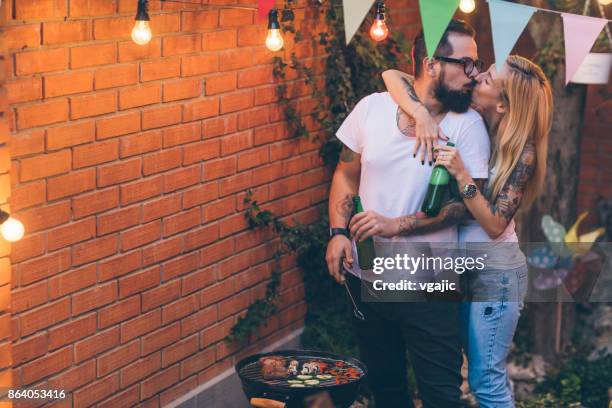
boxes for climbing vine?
[226,0,410,344]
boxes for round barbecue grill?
[235,349,368,408]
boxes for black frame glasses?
[434,55,485,77]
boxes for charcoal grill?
[235,349,368,408]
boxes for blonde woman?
[381,55,553,407]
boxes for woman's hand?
[349,211,399,242]
[413,105,449,165]
[434,145,469,179]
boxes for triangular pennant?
[418,0,460,59]
[258,0,276,23]
[343,0,376,45]
[487,0,536,72]
[562,13,607,84]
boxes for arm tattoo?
[395,76,423,137]
[340,145,356,162]
[490,145,536,221]
[335,194,354,225]
[401,76,421,103]
[397,200,467,236]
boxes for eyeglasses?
[434,56,485,77]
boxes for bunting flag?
[257,0,275,23]
[343,0,376,45]
[487,0,537,72]
[418,0,460,59]
[561,13,608,84]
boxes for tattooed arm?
[396,199,468,236]
[382,69,447,164]
[454,145,537,239]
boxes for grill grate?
[239,355,364,388]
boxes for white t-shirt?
[336,92,490,281]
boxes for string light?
[598,0,611,5]
[132,0,152,45]
[459,0,476,13]
[369,1,389,42]
[265,9,284,52]
[0,210,24,242]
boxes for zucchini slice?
[304,379,320,386]
[316,374,333,380]
[287,380,303,384]
[290,383,305,387]
[296,375,312,380]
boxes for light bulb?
[459,0,476,13]
[265,29,284,51]
[1,217,24,242]
[132,20,152,45]
[598,0,612,5]
[369,19,389,42]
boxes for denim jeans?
[460,264,528,408]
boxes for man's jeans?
[347,273,464,408]
[460,264,528,408]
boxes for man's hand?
[349,211,399,242]
[325,235,353,283]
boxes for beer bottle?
[352,196,376,270]
[421,142,455,217]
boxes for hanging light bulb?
[132,0,152,45]
[265,9,284,51]
[598,0,612,5]
[0,210,24,242]
[369,1,389,42]
[459,0,476,13]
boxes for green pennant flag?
[418,0,460,59]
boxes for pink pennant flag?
[561,13,607,85]
[258,0,276,23]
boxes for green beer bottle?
[421,142,455,217]
[352,196,376,270]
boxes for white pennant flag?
[343,0,376,45]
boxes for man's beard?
[434,71,476,113]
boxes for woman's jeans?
[460,264,528,408]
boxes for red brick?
[72,374,120,407]
[98,295,141,328]
[181,306,217,337]
[20,298,71,337]
[6,77,42,104]
[95,64,139,89]
[182,182,218,209]
[70,91,117,119]
[17,99,69,130]
[73,139,118,168]
[47,217,96,251]
[161,334,198,367]
[11,233,46,265]
[219,49,253,71]
[142,195,181,223]
[180,347,215,379]
[219,211,249,236]
[184,223,218,252]
[163,166,200,193]
[203,156,236,181]
[141,58,181,82]
[97,340,139,377]
[252,162,283,186]
[141,365,180,399]
[218,290,249,319]
[203,115,237,138]
[163,34,202,57]
[163,207,200,237]
[74,327,120,363]
[97,205,141,235]
[4,24,41,50]
[120,130,162,158]
[150,13,181,34]
[121,221,162,251]
[219,8,253,27]
[119,266,160,298]
[43,20,90,45]
[16,48,67,75]
[47,169,95,201]
[162,252,199,281]
[221,131,252,155]
[47,121,95,150]
[13,334,47,366]
[142,280,181,312]
[183,98,219,122]
[14,250,70,286]
[118,38,162,62]
[10,130,44,158]
[181,54,218,77]
[219,173,251,197]
[71,43,116,69]
[22,346,72,385]
[48,313,97,350]
[203,196,235,222]
[163,78,202,102]
[10,181,45,211]
[200,318,233,348]
[182,10,218,31]
[119,83,161,109]
[220,90,253,114]
[120,175,163,205]
[70,0,117,16]
[162,123,201,148]
[205,73,236,95]
[254,123,287,145]
[120,351,161,388]
[238,146,269,171]
[238,25,266,47]
[99,251,142,282]
[98,384,140,408]
[97,112,141,139]
[183,139,219,165]
[93,17,133,40]
[120,309,161,344]
[203,30,237,50]
[182,265,217,295]
[143,105,182,130]
[72,234,118,266]
[71,282,117,316]
[254,85,279,106]
[12,281,47,313]
[238,65,274,88]
[48,263,97,299]
[142,236,183,266]
[45,70,93,98]
[15,0,67,19]
[20,149,71,182]
[73,187,119,218]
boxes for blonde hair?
[488,55,553,210]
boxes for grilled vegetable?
[316,374,333,380]
[296,374,313,380]
[290,383,305,387]
[287,380,303,384]
[304,379,320,386]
